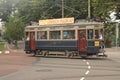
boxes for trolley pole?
[62,0,64,18]
[116,22,119,48]
[88,0,91,19]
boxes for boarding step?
[48,51,65,55]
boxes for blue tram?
[24,19,106,58]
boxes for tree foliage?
[17,0,46,23]
[4,13,25,46]
[0,0,19,21]
[91,0,120,22]
[39,0,88,19]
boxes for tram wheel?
[79,51,87,59]
[31,51,36,57]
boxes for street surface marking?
[80,60,91,80]
[85,70,90,75]
[86,62,90,65]
[88,66,91,69]
[80,77,85,80]
[83,60,86,62]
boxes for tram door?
[78,30,87,52]
[30,32,36,51]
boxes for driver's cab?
[86,27,104,54]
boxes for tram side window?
[25,32,29,40]
[87,29,93,39]
[49,31,60,39]
[37,31,47,40]
[95,30,99,39]
[63,30,75,39]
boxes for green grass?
[0,42,5,51]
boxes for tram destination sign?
[39,17,74,25]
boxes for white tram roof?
[25,21,103,29]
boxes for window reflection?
[50,31,60,39]
[63,30,75,39]
[37,31,47,40]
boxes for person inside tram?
[95,30,99,39]
[99,33,103,40]
[99,29,104,49]
[41,32,47,39]
[99,29,103,40]
[41,35,47,39]
[88,29,93,39]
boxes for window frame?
[87,29,94,40]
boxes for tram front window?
[63,30,75,39]
[88,29,93,39]
[95,30,99,39]
[50,31,60,39]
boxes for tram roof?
[25,21,103,28]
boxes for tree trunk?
[14,40,18,48]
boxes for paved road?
[0,48,120,80]
[0,43,36,77]
[86,59,120,80]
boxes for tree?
[17,0,89,22]
[17,0,46,23]
[43,0,88,19]
[64,0,88,19]
[0,0,19,21]
[91,0,120,21]
[91,0,120,46]
[4,13,25,47]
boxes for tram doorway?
[30,32,36,51]
[78,30,87,52]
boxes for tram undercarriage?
[26,48,107,58]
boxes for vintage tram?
[24,18,106,58]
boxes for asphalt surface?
[0,43,120,80]
[0,43,36,77]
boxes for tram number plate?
[94,41,99,46]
